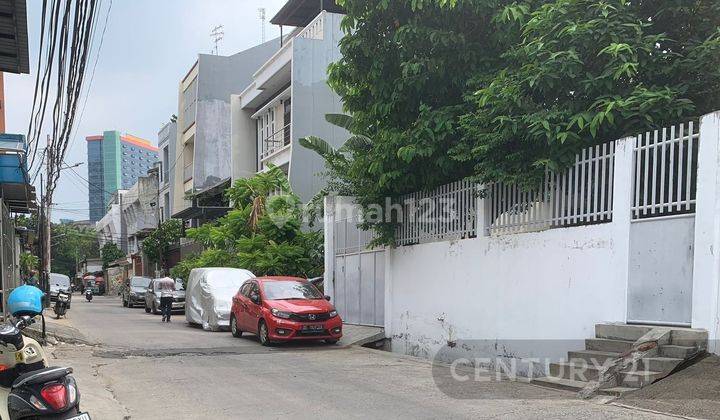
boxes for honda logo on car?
[308,314,316,320]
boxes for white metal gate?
[627,122,698,326]
[326,197,385,327]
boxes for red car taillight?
[40,383,67,411]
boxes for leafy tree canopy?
[100,242,125,270]
[171,167,323,282]
[15,216,100,276]
[142,219,183,270]
[51,223,100,277]
[319,0,720,242]
[20,252,38,278]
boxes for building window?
[283,98,291,145]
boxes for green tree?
[311,0,720,244]
[141,219,183,271]
[100,242,125,269]
[51,224,100,276]
[455,0,720,188]
[175,167,323,281]
[19,252,38,278]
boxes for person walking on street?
[156,277,176,322]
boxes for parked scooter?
[1,285,89,419]
[84,289,92,302]
[53,291,70,319]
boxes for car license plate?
[14,351,23,363]
[302,325,324,331]
[67,413,91,420]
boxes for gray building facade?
[173,40,279,221]
[158,121,176,222]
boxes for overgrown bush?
[172,167,323,282]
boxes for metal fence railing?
[395,180,477,246]
[486,142,616,236]
[260,123,291,160]
[632,121,698,219]
[391,118,702,244]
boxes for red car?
[230,276,342,346]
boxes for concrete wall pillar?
[692,111,720,353]
[610,136,636,323]
[476,184,490,237]
[384,246,393,336]
[323,195,335,301]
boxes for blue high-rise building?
[87,131,158,222]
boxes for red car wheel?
[258,320,271,346]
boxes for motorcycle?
[84,290,92,302]
[53,291,70,319]
[1,285,89,419]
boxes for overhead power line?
[67,0,113,154]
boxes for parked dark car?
[121,276,151,308]
[144,278,186,314]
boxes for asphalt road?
[46,295,672,419]
[57,293,262,350]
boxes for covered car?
[185,267,254,331]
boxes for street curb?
[25,323,94,346]
[609,402,702,420]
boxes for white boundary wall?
[386,223,625,361]
[383,111,720,363]
[385,138,634,363]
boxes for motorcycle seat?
[11,366,72,388]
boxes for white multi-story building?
[95,190,127,252]
[231,0,347,203]
[121,170,159,256]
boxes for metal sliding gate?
[330,202,385,327]
[627,121,698,326]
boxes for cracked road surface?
[47,295,673,419]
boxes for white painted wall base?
[386,222,626,369]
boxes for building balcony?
[260,123,291,167]
[240,11,328,109]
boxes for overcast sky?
[5,0,288,221]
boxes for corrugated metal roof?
[0,0,29,74]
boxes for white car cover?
[185,267,254,331]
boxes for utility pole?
[41,139,52,302]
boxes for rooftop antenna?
[258,8,266,43]
[210,24,224,55]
